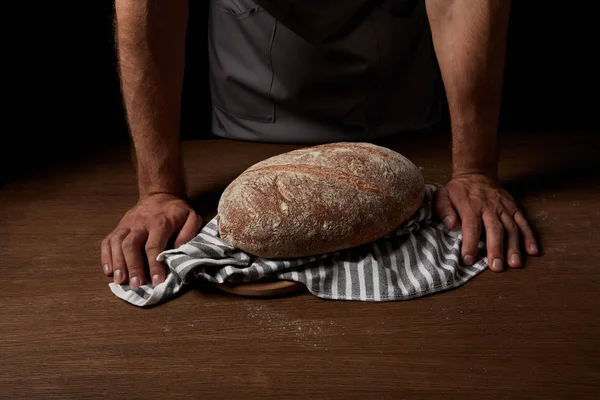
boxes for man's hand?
[101,193,202,288]
[434,174,539,272]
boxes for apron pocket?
[208,0,276,122]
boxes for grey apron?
[208,0,442,144]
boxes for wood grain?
[1,131,598,399]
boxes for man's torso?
[208,0,443,143]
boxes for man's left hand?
[434,174,540,272]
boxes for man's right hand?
[101,193,202,288]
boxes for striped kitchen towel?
[109,184,488,307]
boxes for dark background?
[3,1,597,183]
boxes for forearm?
[426,0,511,179]
[115,0,188,197]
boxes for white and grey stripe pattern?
[109,185,488,307]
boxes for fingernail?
[443,216,453,228]
[511,253,521,266]
[114,269,122,282]
[152,274,161,286]
[130,276,140,289]
[492,258,503,271]
[464,254,474,265]
[102,264,110,275]
[529,243,539,254]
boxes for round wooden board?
[214,280,306,298]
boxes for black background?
[3,1,597,183]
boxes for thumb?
[434,186,458,230]
[174,211,203,248]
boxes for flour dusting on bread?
[218,142,424,258]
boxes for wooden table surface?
[1,131,598,399]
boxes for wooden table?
[1,131,598,399]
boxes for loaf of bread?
[217,142,425,258]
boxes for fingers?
[442,177,538,272]
[458,208,481,266]
[101,237,113,276]
[482,212,505,272]
[174,211,203,248]
[110,228,130,284]
[122,229,149,288]
[513,210,539,255]
[501,212,521,268]
[145,229,172,287]
[434,187,459,230]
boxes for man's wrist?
[134,148,187,199]
[451,129,499,180]
[452,166,498,181]
[138,178,187,199]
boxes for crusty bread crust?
[218,142,424,258]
